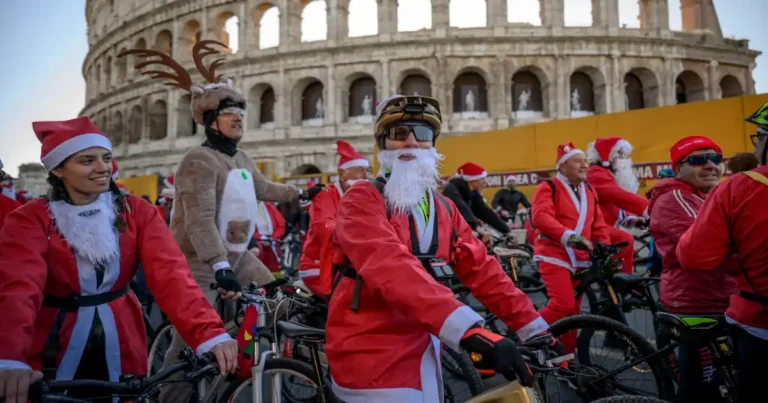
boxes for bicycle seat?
[656,312,725,342]
[277,320,326,339]
[492,246,531,259]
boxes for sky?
[1,0,766,177]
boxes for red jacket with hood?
[678,166,768,335]
[648,178,737,313]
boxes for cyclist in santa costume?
[0,158,21,231]
[586,137,649,273]
[0,117,235,403]
[532,142,611,351]
[299,140,370,298]
[326,95,549,403]
[251,200,286,272]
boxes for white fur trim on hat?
[556,148,585,169]
[42,133,112,171]
[339,159,370,170]
[463,171,488,181]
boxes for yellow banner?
[116,174,159,203]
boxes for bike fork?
[252,343,282,403]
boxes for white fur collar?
[48,192,120,265]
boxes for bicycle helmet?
[745,101,768,132]
[374,95,442,148]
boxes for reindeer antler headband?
[117,40,230,91]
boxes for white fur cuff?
[212,261,231,271]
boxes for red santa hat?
[504,175,518,185]
[556,142,585,169]
[336,140,369,170]
[161,175,175,199]
[587,137,633,167]
[32,116,112,171]
[456,162,488,181]
[670,136,722,170]
[111,160,119,180]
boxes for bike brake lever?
[184,363,220,381]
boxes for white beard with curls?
[377,147,444,215]
[613,158,640,194]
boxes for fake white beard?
[345,179,365,187]
[49,192,120,265]
[377,147,443,215]
[613,158,640,193]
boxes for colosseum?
[82,0,759,179]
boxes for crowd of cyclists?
[1,41,768,403]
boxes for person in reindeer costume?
[120,40,323,402]
[586,137,649,273]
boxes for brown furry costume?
[120,41,299,402]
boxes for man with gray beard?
[324,95,550,403]
[586,137,649,273]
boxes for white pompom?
[564,146,571,152]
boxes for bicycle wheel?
[220,358,327,403]
[147,323,174,376]
[440,346,485,397]
[590,396,672,403]
[515,274,546,294]
[549,314,675,401]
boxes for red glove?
[459,327,534,387]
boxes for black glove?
[460,326,534,387]
[299,184,326,201]
[214,269,242,294]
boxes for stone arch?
[130,38,147,79]
[116,48,127,81]
[349,0,378,37]
[399,71,432,97]
[720,75,743,98]
[111,111,123,145]
[95,62,102,94]
[104,56,112,89]
[213,11,239,53]
[127,104,144,144]
[179,19,201,61]
[247,83,276,129]
[570,66,607,115]
[676,70,706,104]
[292,164,322,175]
[149,100,168,140]
[301,0,328,42]
[453,70,489,115]
[348,74,377,119]
[449,0,487,28]
[624,67,659,110]
[293,78,325,124]
[252,3,280,49]
[511,66,549,116]
[564,0,592,26]
[154,30,172,55]
[397,0,432,32]
[177,94,196,137]
[569,72,594,113]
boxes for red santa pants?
[259,244,281,272]
[538,261,583,353]
[609,227,634,274]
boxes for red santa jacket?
[0,195,228,378]
[299,183,342,297]
[531,174,611,272]
[0,193,21,231]
[252,202,286,241]
[649,178,737,313]
[678,167,768,336]
[326,181,546,402]
[587,165,648,227]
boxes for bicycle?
[28,348,219,402]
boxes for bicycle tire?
[515,273,546,294]
[219,357,327,403]
[548,314,675,401]
[440,346,485,396]
[147,323,174,376]
[590,396,672,403]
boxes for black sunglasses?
[679,153,723,166]
[385,122,435,143]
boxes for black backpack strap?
[434,193,458,244]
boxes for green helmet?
[745,101,768,130]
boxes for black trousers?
[729,324,768,403]
[69,312,112,402]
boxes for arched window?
[254,4,280,49]
[128,105,144,144]
[116,48,127,81]
[397,0,432,32]
[449,0,487,28]
[247,84,276,129]
[624,68,659,110]
[569,72,595,116]
[301,80,325,124]
[720,75,743,98]
[349,0,378,37]
[453,72,488,118]
[301,1,328,42]
[564,0,592,26]
[154,30,173,56]
[348,76,377,121]
[180,20,201,60]
[624,73,644,110]
[400,74,432,96]
[111,111,123,145]
[675,71,706,104]
[104,56,112,89]
[506,0,541,25]
[149,100,168,140]
[512,71,543,116]
[260,88,276,125]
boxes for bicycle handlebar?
[29,351,218,402]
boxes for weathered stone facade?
[82,0,759,177]
[17,163,49,198]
